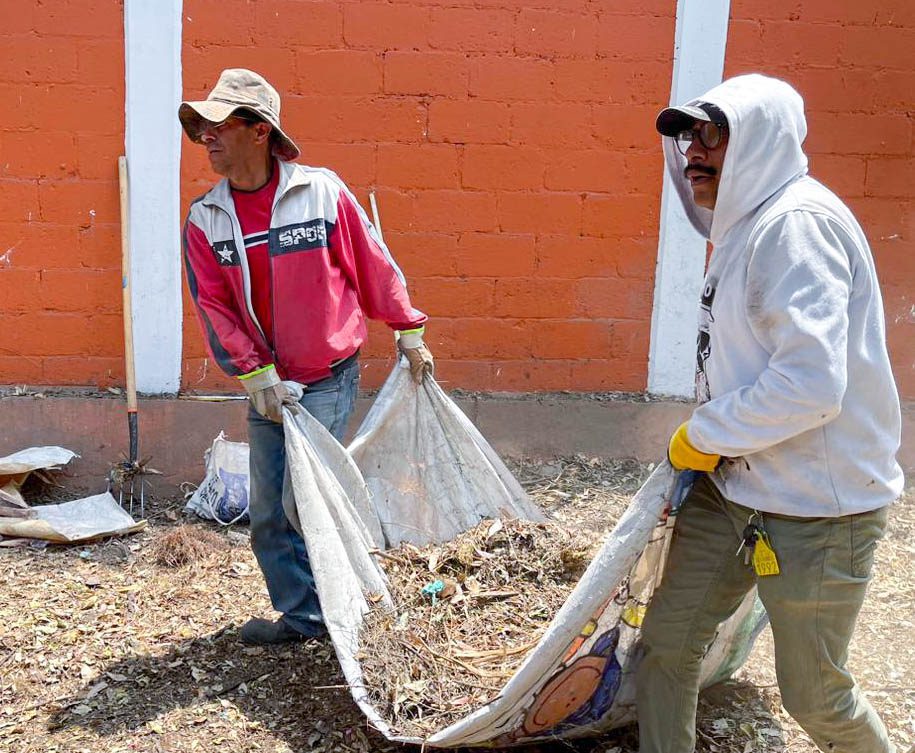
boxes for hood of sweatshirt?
[662,74,810,245]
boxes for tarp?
[0,492,146,543]
[348,362,545,546]
[282,362,766,747]
[0,446,78,507]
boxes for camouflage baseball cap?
[178,68,300,161]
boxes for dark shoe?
[239,617,308,645]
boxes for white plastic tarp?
[0,492,146,543]
[282,404,384,551]
[280,363,765,747]
[0,446,78,507]
[348,362,546,546]
[282,406,391,660]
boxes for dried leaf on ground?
[0,458,910,753]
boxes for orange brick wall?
[179,0,674,393]
[726,0,915,396]
[0,0,125,387]
[1,1,912,399]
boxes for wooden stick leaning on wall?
[118,156,138,465]
[107,155,148,517]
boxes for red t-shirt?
[231,163,280,346]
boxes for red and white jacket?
[183,160,426,384]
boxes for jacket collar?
[200,160,311,212]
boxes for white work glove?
[397,328,434,385]
[238,365,301,423]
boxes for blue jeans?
[246,359,359,637]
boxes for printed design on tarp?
[214,468,249,524]
[484,506,680,746]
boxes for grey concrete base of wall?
[1,394,912,494]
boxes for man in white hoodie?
[636,74,903,753]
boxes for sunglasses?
[193,113,261,142]
[674,121,728,155]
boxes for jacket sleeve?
[689,211,852,457]
[182,218,269,377]
[328,184,428,332]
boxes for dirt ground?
[1,457,912,753]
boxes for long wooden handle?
[118,156,139,460]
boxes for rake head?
[107,457,160,519]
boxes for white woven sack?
[185,432,251,525]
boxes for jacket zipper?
[268,185,286,376]
[207,164,309,376]
[217,204,276,366]
[266,180,308,377]
[268,214,278,373]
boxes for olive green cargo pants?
[636,473,895,753]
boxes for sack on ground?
[185,432,251,525]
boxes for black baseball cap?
[656,101,727,136]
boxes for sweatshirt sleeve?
[182,218,269,377]
[328,184,428,332]
[689,211,852,457]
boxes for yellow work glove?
[397,328,434,385]
[667,421,720,472]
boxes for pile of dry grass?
[150,524,225,568]
[358,517,601,737]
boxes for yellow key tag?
[752,534,780,576]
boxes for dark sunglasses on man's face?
[674,121,728,155]
[193,112,262,142]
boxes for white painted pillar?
[647,0,730,397]
[124,0,183,395]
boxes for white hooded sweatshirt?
[665,74,904,516]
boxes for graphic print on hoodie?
[661,74,903,517]
[696,275,717,403]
